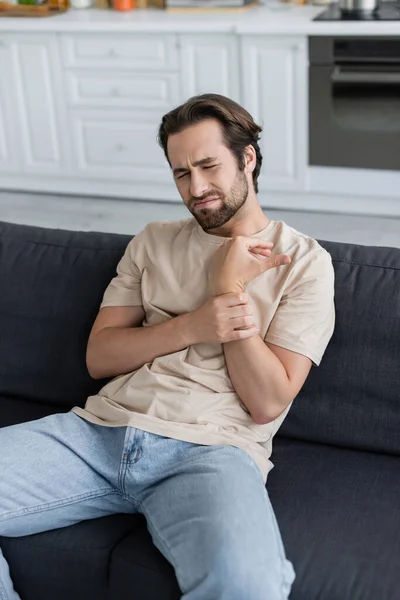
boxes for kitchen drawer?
[70,110,171,183]
[66,71,181,110]
[60,34,179,71]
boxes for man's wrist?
[172,311,198,347]
[209,283,243,297]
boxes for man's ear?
[243,145,256,174]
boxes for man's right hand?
[187,292,259,345]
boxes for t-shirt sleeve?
[100,232,145,309]
[264,248,335,367]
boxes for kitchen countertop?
[0,4,400,35]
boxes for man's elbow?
[251,411,275,425]
[87,366,103,380]
[86,358,103,380]
[251,397,293,425]
[86,343,103,380]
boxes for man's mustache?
[191,192,222,205]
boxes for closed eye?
[176,164,218,180]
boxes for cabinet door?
[180,35,240,102]
[66,71,181,111]
[60,33,179,71]
[70,110,172,186]
[8,34,69,175]
[0,38,19,173]
[241,37,307,192]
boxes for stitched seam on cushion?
[0,538,113,552]
[331,257,400,272]
[104,524,166,577]
[110,550,165,575]
[0,232,129,253]
[0,488,115,523]
[1,232,398,271]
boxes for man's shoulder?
[270,221,333,287]
[272,220,328,260]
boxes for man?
[0,94,335,600]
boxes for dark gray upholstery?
[0,219,399,600]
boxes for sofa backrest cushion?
[0,220,130,408]
[279,239,400,457]
[0,220,399,456]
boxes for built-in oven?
[309,37,400,171]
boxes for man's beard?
[189,170,249,231]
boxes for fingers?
[273,254,292,266]
[237,304,253,317]
[235,236,290,260]
[240,237,274,250]
[252,251,291,267]
[230,315,256,329]
[232,327,259,341]
[229,292,250,305]
[245,239,291,264]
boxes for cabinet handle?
[115,143,126,152]
[108,48,118,58]
[110,88,120,97]
[331,66,400,85]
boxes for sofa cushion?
[107,521,180,600]
[0,514,142,600]
[279,241,400,456]
[0,394,67,429]
[267,437,400,600]
[0,220,129,408]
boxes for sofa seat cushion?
[0,395,67,429]
[268,438,400,600]
[0,514,143,600]
[107,520,181,600]
[1,436,399,600]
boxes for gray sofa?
[0,218,399,600]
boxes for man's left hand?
[208,236,291,296]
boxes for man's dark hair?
[157,93,263,193]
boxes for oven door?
[309,61,400,171]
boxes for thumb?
[259,253,291,271]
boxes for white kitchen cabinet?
[61,31,179,188]
[0,39,19,173]
[241,37,307,193]
[70,110,171,186]
[66,70,181,111]
[179,35,240,102]
[0,34,69,176]
[60,33,179,72]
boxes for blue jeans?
[0,412,295,600]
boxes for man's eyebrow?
[172,157,218,176]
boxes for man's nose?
[190,171,209,199]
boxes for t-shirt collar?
[194,218,276,245]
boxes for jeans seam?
[0,578,8,600]
[266,498,294,599]
[0,487,115,523]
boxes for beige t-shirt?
[73,218,335,482]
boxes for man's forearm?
[87,312,194,379]
[223,335,291,425]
